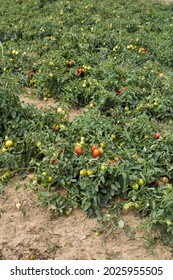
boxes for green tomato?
[131,183,139,191]
[138,178,145,186]
[123,202,134,211]
[47,176,53,183]
[65,208,72,216]
[134,202,142,209]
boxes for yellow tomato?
[100,142,106,148]
[87,170,95,176]
[80,169,87,176]
[98,147,104,154]
[5,140,13,148]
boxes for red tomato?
[154,133,160,139]
[116,89,121,93]
[153,180,159,187]
[92,149,100,157]
[51,159,56,165]
[109,161,115,165]
[91,145,98,153]
[75,146,82,155]
[116,157,121,161]
[116,87,126,93]
[76,68,83,75]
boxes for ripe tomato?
[75,146,82,155]
[116,89,121,93]
[91,145,98,153]
[92,149,100,157]
[153,180,159,187]
[76,68,83,75]
[115,156,121,162]
[51,159,56,165]
[154,133,160,139]
[109,160,115,165]
[161,176,169,184]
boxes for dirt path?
[0,180,172,260]
[20,94,85,121]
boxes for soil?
[0,179,172,260]
[0,93,173,260]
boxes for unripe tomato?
[123,202,134,211]
[5,140,13,148]
[75,146,82,155]
[89,103,94,108]
[166,220,172,226]
[65,208,72,216]
[87,170,95,176]
[131,183,139,191]
[80,169,87,176]
[66,181,71,186]
[47,176,53,183]
[100,142,106,148]
[2,147,7,153]
[165,184,173,190]
[36,141,41,147]
[98,147,103,154]
[138,178,145,186]
[101,163,106,170]
[123,203,130,211]
[134,202,142,209]
[92,149,100,157]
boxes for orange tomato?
[75,146,82,155]
[161,177,169,184]
[92,149,100,157]
[91,145,98,153]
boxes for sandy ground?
[0,177,172,260]
[20,93,85,122]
